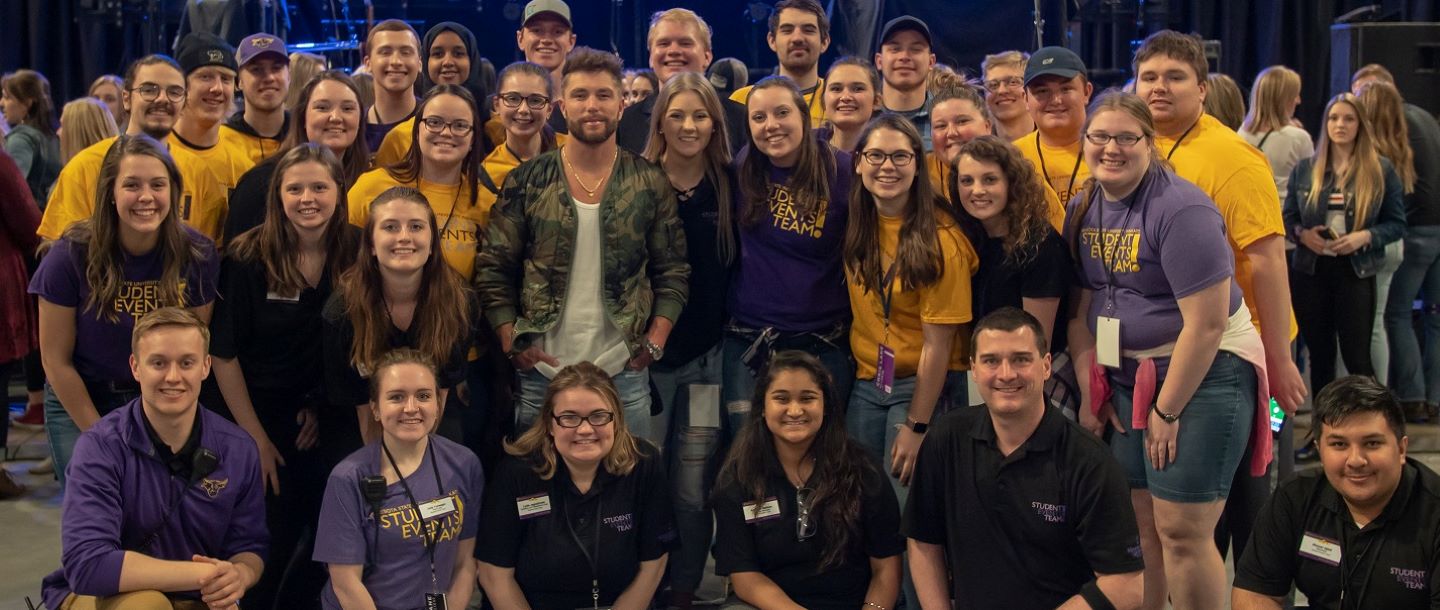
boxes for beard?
[566,113,619,145]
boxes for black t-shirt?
[971,228,1072,354]
[1405,103,1440,227]
[1234,458,1440,609]
[225,156,280,239]
[712,452,905,610]
[903,405,1144,609]
[475,447,677,610]
[320,291,469,408]
[655,173,735,369]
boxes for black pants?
[1291,255,1376,394]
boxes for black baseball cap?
[878,16,931,47]
[1024,46,1087,86]
[176,32,238,76]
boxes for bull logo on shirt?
[200,478,228,498]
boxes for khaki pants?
[61,591,209,610]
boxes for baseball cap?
[1024,46,1087,86]
[176,32,238,76]
[237,33,289,67]
[878,16,931,47]
[522,0,572,28]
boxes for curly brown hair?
[952,135,1050,264]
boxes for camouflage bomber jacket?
[474,147,690,352]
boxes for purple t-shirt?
[1066,167,1241,384]
[729,148,852,331]
[314,436,484,610]
[28,226,219,383]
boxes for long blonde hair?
[644,71,735,264]
[1242,66,1301,135]
[504,362,643,480]
[1308,93,1384,229]
[1356,82,1415,194]
[59,97,118,162]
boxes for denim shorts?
[1110,351,1256,503]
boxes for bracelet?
[1151,403,1181,423]
[864,603,888,610]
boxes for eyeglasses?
[420,116,474,136]
[130,84,186,103]
[552,411,615,428]
[795,486,816,541]
[860,149,916,167]
[1083,132,1145,147]
[984,76,1024,93]
[497,92,551,110]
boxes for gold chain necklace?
[562,145,619,198]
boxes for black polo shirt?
[474,445,677,610]
[903,405,1144,609]
[1234,458,1440,609]
[712,452,905,610]
[141,407,203,481]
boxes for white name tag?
[1298,531,1342,566]
[418,496,456,519]
[1096,316,1122,368]
[742,497,782,523]
[264,290,301,302]
[516,493,552,519]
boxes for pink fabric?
[1131,359,1158,429]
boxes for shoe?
[10,401,43,428]
[29,456,53,475]
[1295,445,1319,462]
[0,470,26,499]
[1403,401,1430,424]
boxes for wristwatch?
[1152,404,1181,423]
[906,418,929,434]
[644,340,665,361]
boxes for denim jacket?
[1283,156,1406,278]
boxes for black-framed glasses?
[552,411,615,429]
[795,486,816,541]
[497,92,551,110]
[1083,132,1145,147]
[130,84,186,103]
[984,76,1024,93]
[860,149,916,167]
[420,116,474,136]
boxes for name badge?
[264,290,301,303]
[874,345,896,394]
[418,496,456,519]
[424,592,448,610]
[1298,531,1342,566]
[742,497,782,523]
[1096,316,1122,368]
[516,493,552,519]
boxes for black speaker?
[1330,22,1440,115]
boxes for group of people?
[3,0,1440,609]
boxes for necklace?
[563,145,619,198]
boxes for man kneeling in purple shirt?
[42,307,268,610]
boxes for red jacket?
[0,148,40,362]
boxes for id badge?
[425,592,448,610]
[1096,316,1122,369]
[874,344,896,394]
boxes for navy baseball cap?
[1024,46,1087,86]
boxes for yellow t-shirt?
[347,169,484,281]
[730,78,827,128]
[1155,113,1297,339]
[38,136,225,241]
[478,137,570,220]
[1014,132,1082,231]
[849,215,978,379]
[926,152,953,203]
[484,117,506,151]
[219,123,285,166]
[372,120,416,169]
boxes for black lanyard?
[381,438,446,591]
[1338,522,1383,610]
[1036,132,1084,204]
[1164,117,1200,161]
[563,491,605,609]
[880,260,900,330]
[1090,176,1144,313]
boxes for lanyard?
[879,260,900,345]
[1091,177,1144,313]
[1164,117,1200,161]
[1035,132,1084,204]
[563,492,605,609]
[1338,523,1383,610]
[380,438,445,592]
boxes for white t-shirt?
[1240,125,1314,204]
[536,198,630,377]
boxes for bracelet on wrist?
[864,603,888,610]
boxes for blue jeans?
[651,344,724,595]
[720,334,855,433]
[514,367,652,441]
[1387,226,1440,404]
[1370,239,1404,384]
[44,382,134,488]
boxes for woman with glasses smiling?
[479,62,566,215]
[713,350,903,610]
[476,362,675,610]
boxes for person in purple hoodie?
[41,307,267,610]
